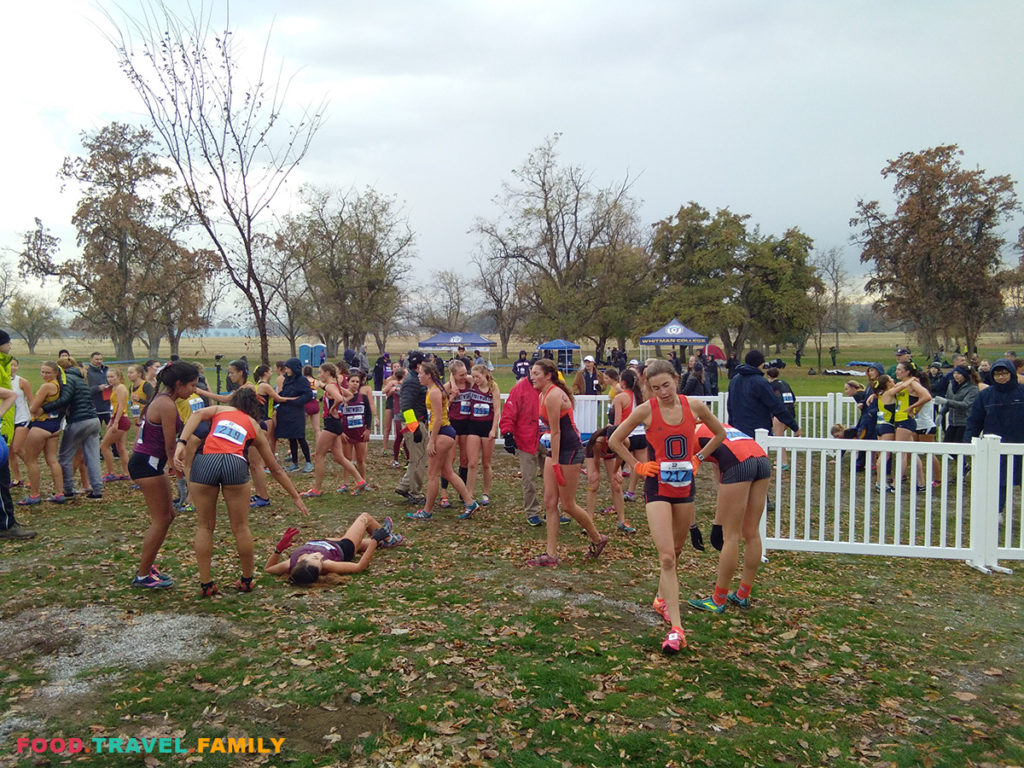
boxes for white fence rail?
[755,430,1020,574]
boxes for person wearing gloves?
[499,369,544,526]
[933,366,980,444]
[265,514,403,585]
[965,359,1024,518]
[608,359,726,655]
[727,349,802,441]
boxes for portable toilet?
[299,343,312,367]
[312,343,327,366]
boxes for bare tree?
[0,259,17,316]
[472,249,527,357]
[416,270,473,333]
[105,1,326,365]
[812,247,853,352]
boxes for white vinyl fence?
[755,430,1021,575]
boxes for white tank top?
[12,375,30,424]
[914,399,936,431]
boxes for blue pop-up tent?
[418,332,496,351]
[639,319,708,346]
[537,338,581,374]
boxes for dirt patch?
[0,606,229,737]
[513,584,661,627]
[243,694,393,756]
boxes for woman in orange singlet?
[608,360,726,655]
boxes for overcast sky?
[2,0,1022,300]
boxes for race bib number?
[342,405,364,429]
[659,460,694,496]
[473,402,491,418]
[212,418,248,447]
[459,398,472,416]
[539,433,551,450]
[725,427,751,441]
[782,392,795,404]
[188,396,205,413]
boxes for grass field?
[1,332,1022,766]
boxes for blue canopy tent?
[639,319,708,346]
[537,338,580,374]
[418,332,496,351]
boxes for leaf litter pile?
[1,447,1022,767]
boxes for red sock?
[737,582,752,600]
[712,585,728,605]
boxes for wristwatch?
[695,452,705,462]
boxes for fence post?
[756,428,771,561]
[826,392,837,438]
[966,436,996,573]
[981,435,1013,574]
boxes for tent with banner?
[537,338,580,374]
[418,332,496,352]
[639,319,708,347]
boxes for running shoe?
[16,495,41,506]
[458,501,480,520]
[527,514,543,527]
[381,532,405,548]
[652,596,670,623]
[284,462,300,472]
[688,595,726,614]
[617,521,636,534]
[351,481,369,496]
[382,516,393,536]
[132,573,173,589]
[249,495,271,508]
[727,591,751,609]
[525,552,558,567]
[300,488,322,498]
[480,494,490,507]
[662,626,687,654]
[408,494,426,506]
[623,491,636,502]
[101,473,120,482]
[439,496,451,509]
[150,566,172,582]
[781,464,790,471]
[200,581,219,598]
[597,506,614,516]
[86,491,104,499]
[584,534,610,560]
[395,488,411,500]
[392,460,401,469]
[232,576,256,593]
[47,493,67,504]
[303,462,314,473]
[559,515,571,524]
[915,485,927,493]
[407,508,433,520]
[336,484,350,493]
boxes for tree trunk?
[147,338,161,358]
[114,333,134,360]
[27,340,37,355]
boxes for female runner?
[608,359,726,654]
[265,514,403,585]
[465,364,501,506]
[173,387,309,596]
[9,359,33,488]
[338,369,372,491]
[302,363,367,498]
[440,360,472,508]
[525,358,609,566]
[612,369,648,502]
[382,367,407,468]
[406,361,479,521]
[686,423,769,614]
[128,361,200,588]
[100,368,131,481]
[19,361,65,505]
[304,365,322,444]
[583,425,633,533]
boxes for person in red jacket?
[498,374,543,526]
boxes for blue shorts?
[876,423,896,437]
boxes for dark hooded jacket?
[274,357,313,439]
[965,359,1024,444]
[726,363,800,437]
[43,366,97,425]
